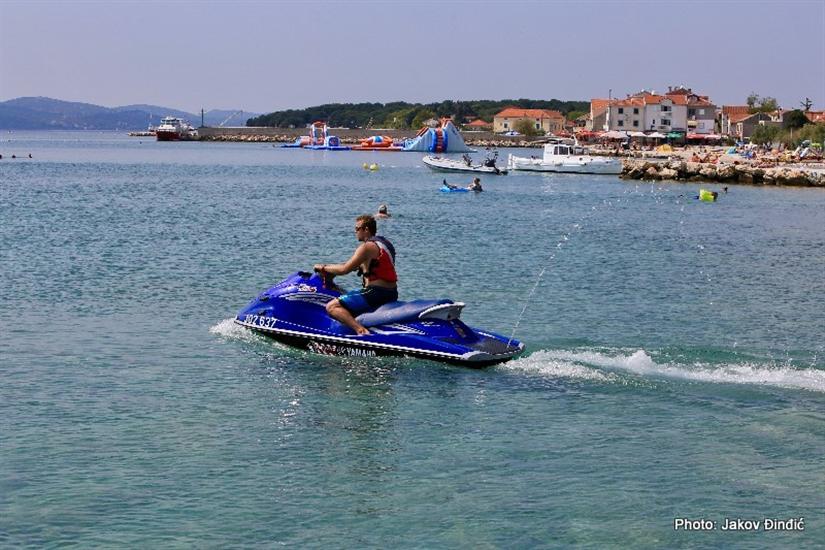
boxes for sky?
[1,0,823,115]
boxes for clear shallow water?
[1,131,824,547]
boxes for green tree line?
[247,99,589,129]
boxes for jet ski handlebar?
[312,266,337,289]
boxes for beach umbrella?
[603,130,629,139]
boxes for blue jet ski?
[234,271,524,367]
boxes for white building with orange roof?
[605,90,685,133]
[493,107,566,134]
[666,86,717,134]
[593,87,717,135]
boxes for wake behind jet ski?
[234,270,524,367]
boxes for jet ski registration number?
[244,314,278,328]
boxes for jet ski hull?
[236,319,519,367]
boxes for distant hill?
[0,97,259,130]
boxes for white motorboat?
[423,152,508,175]
[507,139,622,175]
[155,116,197,141]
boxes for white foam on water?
[503,350,615,382]
[210,318,302,358]
[530,348,825,394]
[210,317,825,394]
[209,318,263,344]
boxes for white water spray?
[507,192,631,345]
[507,182,719,346]
[503,347,825,393]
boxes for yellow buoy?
[699,189,717,202]
[362,162,369,169]
[369,163,379,171]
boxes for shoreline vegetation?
[245,99,589,130]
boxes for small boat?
[155,117,197,141]
[234,271,524,367]
[423,151,508,175]
[507,139,622,174]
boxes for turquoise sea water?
[1,131,824,548]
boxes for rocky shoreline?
[620,159,824,187]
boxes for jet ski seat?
[356,299,465,328]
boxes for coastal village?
[5,86,821,186]
[193,85,825,187]
[199,86,825,145]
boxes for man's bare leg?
[326,300,370,335]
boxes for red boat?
[155,116,196,141]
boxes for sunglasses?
[354,225,367,231]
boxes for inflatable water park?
[283,118,471,153]
[352,135,400,151]
[281,121,350,150]
[401,119,471,153]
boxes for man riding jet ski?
[313,214,398,336]
[233,215,524,367]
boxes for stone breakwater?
[198,133,540,149]
[621,159,824,187]
[195,127,543,148]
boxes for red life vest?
[365,236,397,284]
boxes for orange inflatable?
[359,135,394,148]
